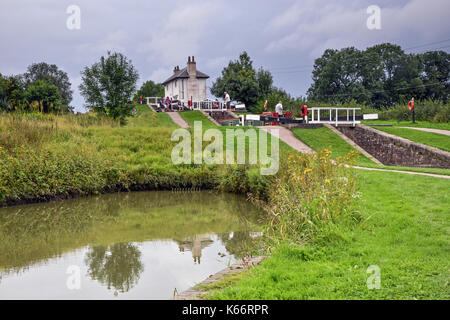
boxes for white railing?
[146,97,232,111]
[309,107,361,126]
[191,100,228,111]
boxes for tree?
[24,80,61,113]
[256,67,273,97]
[210,51,260,111]
[307,47,369,104]
[134,80,164,102]
[79,51,139,121]
[0,75,25,112]
[420,50,450,102]
[23,62,73,106]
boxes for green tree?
[210,51,260,111]
[134,80,164,102]
[0,75,25,112]
[256,67,273,97]
[23,62,73,106]
[307,47,369,104]
[79,51,139,122]
[420,50,450,102]
[24,79,61,113]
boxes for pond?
[0,191,263,299]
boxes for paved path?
[353,166,450,179]
[168,112,189,128]
[398,127,450,136]
[258,126,315,154]
[262,125,450,179]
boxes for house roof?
[162,67,209,85]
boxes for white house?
[162,56,209,102]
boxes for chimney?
[187,56,196,76]
[173,66,177,74]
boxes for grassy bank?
[292,126,450,176]
[206,169,450,299]
[371,126,450,152]
[362,120,450,131]
[0,107,293,206]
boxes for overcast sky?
[1,0,449,112]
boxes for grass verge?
[205,169,450,299]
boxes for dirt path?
[398,127,450,136]
[258,126,315,154]
[263,125,450,179]
[167,112,189,128]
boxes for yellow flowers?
[303,168,312,174]
[325,178,330,184]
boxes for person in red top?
[165,97,171,111]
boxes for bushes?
[377,100,450,122]
[264,149,360,244]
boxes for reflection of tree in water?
[85,242,143,293]
[219,231,262,259]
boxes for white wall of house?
[165,78,206,101]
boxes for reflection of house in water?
[178,234,214,264]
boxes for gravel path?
[168,112,189,128]
[398,127,450,136]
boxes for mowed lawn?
[362,120,450,131]
[372,126,450,152]
[207,170,450,300]
[292,127,378,167]
[292,126,450,176]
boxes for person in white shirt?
[275,101,283,115]
[224,92,231,109]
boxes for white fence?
[309,107,361,126]
[146,97,230,111]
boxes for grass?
[292,127,376,167]
[206,169,450,299]
[179,110,217,129]
[371,126,450,152]
[362,120,450,131]
[291,126,450,176]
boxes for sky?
[1,0,449,113]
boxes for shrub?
[264,149,360,244]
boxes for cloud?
[264,0,450,57]
[77,30,128,54]
[138,1,224,65]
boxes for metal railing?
[309,107,361,126]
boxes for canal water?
[0,191,263,299]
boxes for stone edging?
[200,110,221,126]
[173,256,266,300]
[359,124,450,159]
[324,124,383,165]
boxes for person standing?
[275,100,283,116]
[224,92,231,109]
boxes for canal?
[0,191,263,299]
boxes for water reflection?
[0,191,263,299]
[85,243,144,293]
[178,234,215,264]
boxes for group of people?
[156,92,232,112]
[263,99,284,115]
